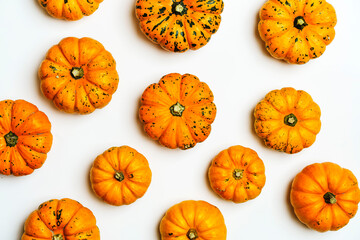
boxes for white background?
[0,0,359,239]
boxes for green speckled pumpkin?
[258,0,337,64]
[139,73,216,150]
[135,0,224,52]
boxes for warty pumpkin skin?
[22,198,100,240]
[0,99,53,176]
[290,162,360,232]
[160,200,227,240]
[209,145,266,203]
[90,146,152,206]
[39,37,119,114]
[135,0,224,52]
[139,73,217,150]
[254,87,321,154]
[38,0,103,21]
[258,0,337,64]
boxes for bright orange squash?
[139,73,216,150]
[0,99,52,176]
[22,198,100,240]
[39,37,119,114]
[90,146,152,206]
[291,162,360,232]
[209,145,266,203]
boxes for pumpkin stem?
[294,16,308,30]
[52,234,64,240]
[233,169,244,180]
[323,192,337,204]
[114,171,125,182]
[284,113,298,127]
[172,1,188,16]
[170,102,185,117]
[70,67,84,80]
[4,131,18,147]
[186,229,198,240]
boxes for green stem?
[284,113,298,127]
[4,131,18,147]
[172,1,188,16]
[294,16,308,30]
[114,171,125,182]
[186,229,198,240]
[52,234,64,240]
[70,67,84,79]
[233,169,244,180]
[170,102,185,117]
[323,192,337,204]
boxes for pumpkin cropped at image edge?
[139,73,217,150]
[290,162,360,232]
[0,99,53,176]
[209,145,266,203]
[39,37,119,114]
[254,87,321,154]
[21,198,100,240]
[38,0,103,21]
[135,0,224,52]
[90,146,152,206]
[258,0,337,64]
[160,200,227,240]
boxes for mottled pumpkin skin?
[139,73,216,150]
[38,0,103,21]
[209,145,266,203]
[90,146,152,206]
[254,87,321,154]
[22,198,100,240]
[258,0,337,64]
[135,0,224,52]
[0,100,52,176]
[291,162,360,232]
[160,200,227,240]
[39,37,119,114]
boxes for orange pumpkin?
[0,99,53,176]
[90,146,152,206]
[160,200,227,240]
[139,73,216,150]
[135,0,224,52]
[38,0,103,21]
[258,0,337,64]
[208,145,266,203]
[290,162,360,232]
[254,87,321,154]
[39,37,119,114]
[22,198,100,240]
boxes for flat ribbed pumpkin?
[22,198,100,240]
[160,200,227,240]
[0,99,52,176]
[254,87,321,154]
[90,146,152,206]
[209,145,266,203]
[258,0,337,64]
[135,0,224,52]
[38,0,103,21]
[290,162,360,232]
[139,73,216,150]
[39,37,119,114]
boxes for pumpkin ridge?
[19,141,48,154]
[187,108,214,124]
[187,13,213,35]
[46,46,72,68]
[58,39,78,66]
[264,99,285,114]
[180,81,202,103]
[335,201,355,218]
[82,75,113,95]
[305,27,331,46]
[301,170,328,193]
[184,0,224,15]
[35,199,61,233]
[260,20,293,41]
[122,180,139,199]
[11,113,38,135]
[297,122,318,135]
[82,48,106,67]
[269,0,293,16]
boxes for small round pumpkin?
[160,200,227,240]
[39,37,119,114]
[0,99,53,176]
[135,0,224,52]
[290,162,360,232]
[22,198,100,240]
[139,73,217,150]
[90,146,152,206]
[208,145,266,203]
[254,87,321,154]
[258,0,337,64]
[38,0,103,21]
